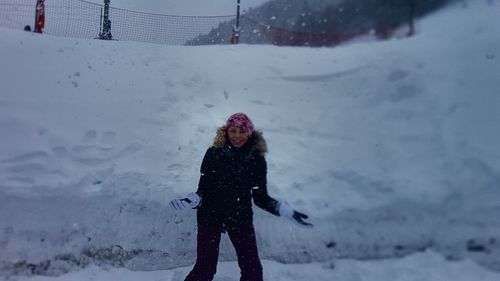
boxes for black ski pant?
[184,223,263,281]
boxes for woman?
[170,113,312,281]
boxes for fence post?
[407,0,415,36]
[231,0,241,44]
[98,0,113,40]
[34,0,45,33]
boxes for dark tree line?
[187,0,453,46]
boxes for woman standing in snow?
[170,112,313,281]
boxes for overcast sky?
[91,0,271,15]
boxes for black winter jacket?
[195,130,279,231]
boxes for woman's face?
[227,126,249,148]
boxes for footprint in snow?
[54,130,142,165]
[0,151,62,188]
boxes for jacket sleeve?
[196,147,216,198]
[252,155,280,216]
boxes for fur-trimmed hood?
[213,126,267,156]
[197,126,277,231]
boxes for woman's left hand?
[279,201,314,228]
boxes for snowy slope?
[1,0,500,280]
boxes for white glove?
[170,192,201,210]
[279,201,313,228]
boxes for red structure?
[230,27,240,44]
[34,0,45,33]
[264,26,363,47]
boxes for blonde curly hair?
[213,126,267,155]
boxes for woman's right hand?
[170,192,201,210]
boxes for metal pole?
[34,1,38,31]
[236,0,240,29]
[99,0,113,39]
[103,0,110,35]
[407,0,415,36]
[231,0,241,44]
[99,7,103,34]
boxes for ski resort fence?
[0,0,236,45]
[0,0,435,47]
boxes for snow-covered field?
[1,1,500,280]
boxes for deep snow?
[1,0,500,280]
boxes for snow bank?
[10,251,500,281]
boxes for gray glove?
[279,201,313,228]
[170,192,201,210]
